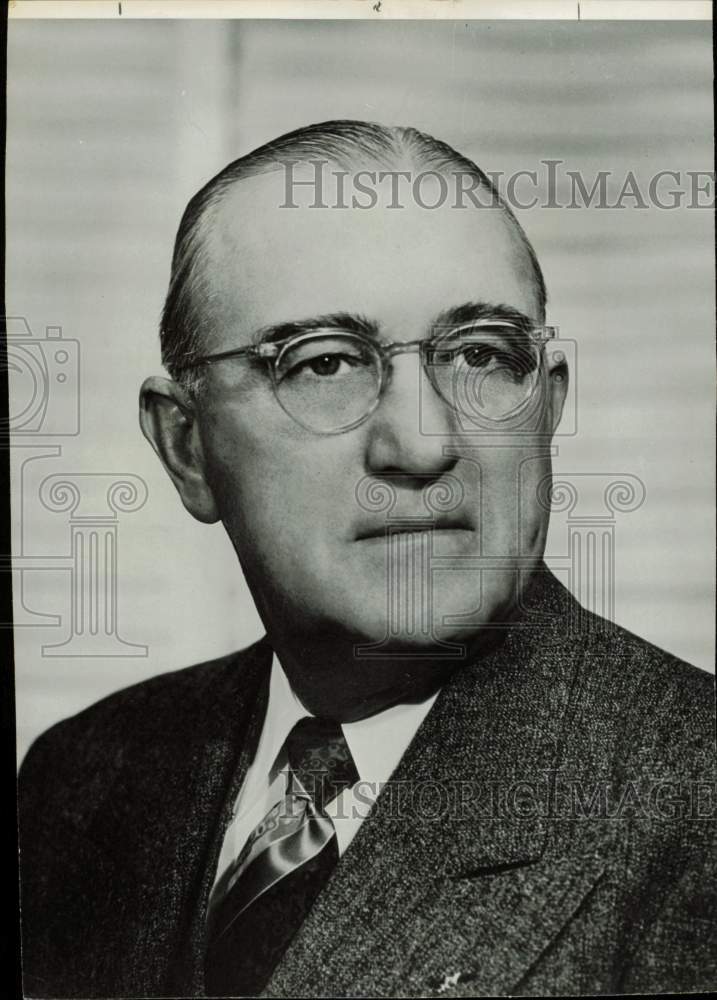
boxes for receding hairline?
[160,121,547,385]
[196,156,546,321]
[192,137,535,240]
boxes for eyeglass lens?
[273,329,541,433]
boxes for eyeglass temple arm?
[186,341,280,369]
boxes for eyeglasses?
[182,320,557,435]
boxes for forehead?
[201,165,540,349]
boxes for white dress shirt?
[211,652,439,898]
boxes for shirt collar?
[261,652,439,788]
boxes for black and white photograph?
[6,2,716,997]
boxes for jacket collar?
[263,567,609,996]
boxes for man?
[18,121,716,998]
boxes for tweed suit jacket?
[18,567,717,998]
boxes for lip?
[355,524,474,542]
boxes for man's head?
[140,120,567,717]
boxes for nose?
[364,352,459,478]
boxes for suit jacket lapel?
[264,569,608,997]
[81,637,274,996]
[169,637,274,994]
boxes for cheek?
[201,416,360,552]
[516,448,553,552]
[469,446,552,554]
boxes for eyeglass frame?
[179,320,558,435]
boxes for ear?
[139,376,220,524]
[545,349,569,435]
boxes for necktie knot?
[285,716,359,811]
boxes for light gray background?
[8,19,715,764]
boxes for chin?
[313,582,509,657]
[281,556,529,649]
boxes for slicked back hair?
[160,119,547,392]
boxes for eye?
[277,335,375,383]
[460,343,500,369]
[455,341,535,380]
[286,350,365,380]
[306,353,354,377]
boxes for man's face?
[188,165,565,650]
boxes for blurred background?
[7,18,714,763]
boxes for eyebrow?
[432,301,534,333]
[253,301,535,346]
[254,312,380,345]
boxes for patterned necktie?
[204,716,360,997]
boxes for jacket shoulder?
[576,605,714,735]
[526,568,714,734]
[525,570,714,776]
[545,594,716,801]
[18,638,270,810]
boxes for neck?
[264,623,505,723]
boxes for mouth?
[354,518,473,542]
